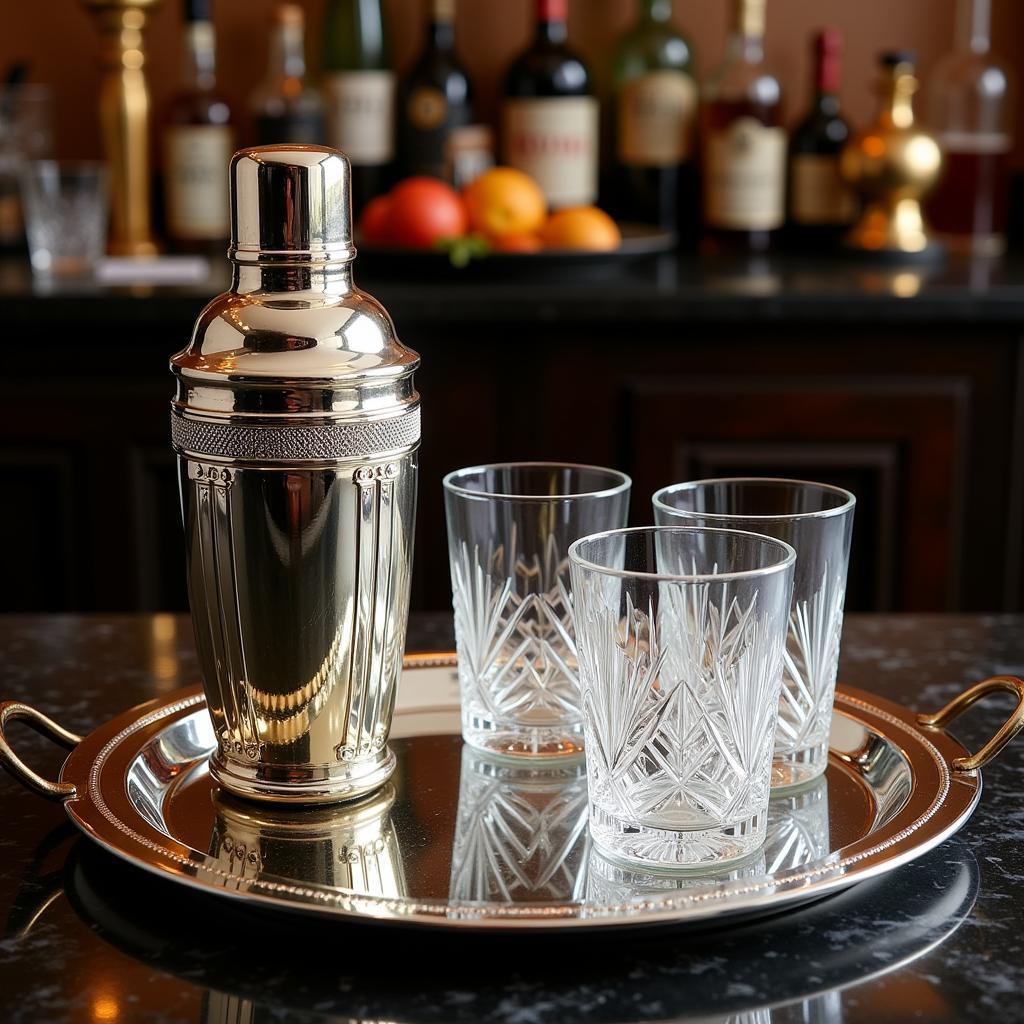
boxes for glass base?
[771,740,829,792]
[588,803,767,871]
[461,707,585,760]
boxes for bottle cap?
[228,145,355,264]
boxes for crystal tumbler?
[569,526,795,869]
[20,160,107,277]
[444,463,631,758]
[653,479,855,789]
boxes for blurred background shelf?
[3,251,1022,616]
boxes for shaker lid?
[230,145,355,264]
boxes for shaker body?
[179,450,417,802]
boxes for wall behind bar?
[6,0,1024,167]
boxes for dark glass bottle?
[502,0,598,208]
[323,0,394,211]
[611,0,697,234]
[788,29,855,247]
[926,0,1013,255]
[251,4,324,146]
[398,0,473,181]
[701,0,785,252]
[162,0,234,252]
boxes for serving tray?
[2,655,1022,932]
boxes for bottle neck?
[641,0,673,22]
[430,0,456,46]
[183,20,217,91]
[536,0,568,44]
[956,0,991,54]
[269,21,307,81]
[880,68,918,129]
[730,0,765,63]
[232,261,353,295]
[429,18,455,51]
[813,39,841,99]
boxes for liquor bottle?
[397,0,473,181]
[502,0,599,208]
[926,0,1013,255]
[701,0,785,251]
[611,0,697,232]
[162,0,234,253]
[788,29,855,247]
[251,4,324,146]
[324,0,395,211]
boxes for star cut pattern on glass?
[451,534,580,726]
[776,564,846,757]
[576,578,784,864]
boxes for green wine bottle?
[323,0,394,211]
[611,0,697,234]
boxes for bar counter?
[1,612,1022,1023]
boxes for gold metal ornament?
[82,0,160,256]
[840,52,944,259]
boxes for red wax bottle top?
[537,0,568,23]
[815,28,843,95]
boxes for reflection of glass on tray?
[449,746,589,903]
[764,774,831,872]
[583,844,767,909]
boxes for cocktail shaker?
[171,145,420,804]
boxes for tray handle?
[0,701,83,801]
[917,675,1024,772]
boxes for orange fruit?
[464,167,547,240]
[540,207,622,252]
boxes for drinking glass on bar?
[443,462,631,758]
[653,478,855,790]
[569,526,795,870]
[20,160,108,277]
[0,84,52,249]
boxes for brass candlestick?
[82,0,160,256]
[840,51,944,261]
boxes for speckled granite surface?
[1,613,1022,1024]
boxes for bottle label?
[325,71,396,165]
[502,96,599,206]
[618,70,698,167]
[407,86,448,131]
[704,116,786,230]
[791,153,856,225]
[164,124,233,239]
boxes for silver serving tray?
[2,655,1022,932]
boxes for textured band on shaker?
[171,407,420,462]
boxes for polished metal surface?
[3,655,1020,932]
[82,0,160,256]
[170,145,420,804]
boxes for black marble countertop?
[1,613,1023,1023]
[4,251,1024,325]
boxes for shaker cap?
[230,145,355,264]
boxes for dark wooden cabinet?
[2,264,1022,614]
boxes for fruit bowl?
[354,223,676,280]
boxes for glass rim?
[568,526,797,584]
[652,477,856,523]
[443,461,632,502]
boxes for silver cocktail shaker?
[171,145,419,804]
